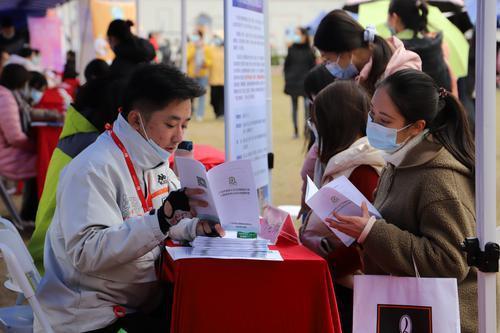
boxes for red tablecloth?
[34,125,62,198]
[35,87,68,113]
[161,242,342,333]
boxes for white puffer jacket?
[35,114,197,332]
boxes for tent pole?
[475,0,497,332]
[180,0,187,73]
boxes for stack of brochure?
[173,158,282,261]
[191,231,270,258]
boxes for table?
[32,123,63,198]
[161,241,342,333]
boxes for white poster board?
[224,0,271,207]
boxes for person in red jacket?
[300,80,385,333]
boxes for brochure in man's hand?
[175,157,261,232]
[305,176,381,247]
[174,158,283,261]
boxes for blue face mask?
[138,115,171,161]
[386,23,397,36]
[30,89,43,105]
[213,37,223,47]
[325,55,359,80]
[292,34,302,44]
[366,114,413,153]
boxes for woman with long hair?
[329,69,476,333]
[388,0,455,93]
[107,19,155,78]
[314,9,421,95]
[300,80,385,333]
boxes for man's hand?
[196,220,225,237]
[162,188,208,225]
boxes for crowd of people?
[0,0,479,332]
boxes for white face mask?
[366,114,413,153]
[30,89,43,105]
[138,114,171,161]
[307,117,318,141]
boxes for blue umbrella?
[464,0,500,26]
[305,11,327,35]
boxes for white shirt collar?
[112,114,166,171]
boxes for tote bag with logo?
[353,275,461,333]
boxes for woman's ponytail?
[429,91,475,173]
[381,69,475,173]
[417,0,429,34]
[389,0,429,37]
[363,34,392,95]
[107,19,134,42]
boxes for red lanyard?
[107,125,152,213]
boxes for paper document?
[190,230,270,258]
[166,246,283,261]
[259,205,291,245]
[176,158,261,232]
[305,176,381,246]
[192,231,269,250]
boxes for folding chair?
[0,178,24,230]
[0,217,53,332]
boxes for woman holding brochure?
[300,80,385,333]
[328,69,477,333]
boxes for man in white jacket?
[35,64,223,333]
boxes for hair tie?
[438,87,449,99]
[363,25,376,43]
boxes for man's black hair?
[122,63,205,118]
[0,63,29,90]
[1,17,13,28]
[84,58,110,82]
[29,71,47,90]
[18,46,33,58]
[74,76,119,132]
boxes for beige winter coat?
[363,135,477,333]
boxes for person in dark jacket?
[84,58,110,82]
[107,19,155,79]
[387,0,453,92]
[283,27,316,138]
[0,17,26,55]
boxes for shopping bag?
[353,275,460,333]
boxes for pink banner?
[28,13,64,72]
